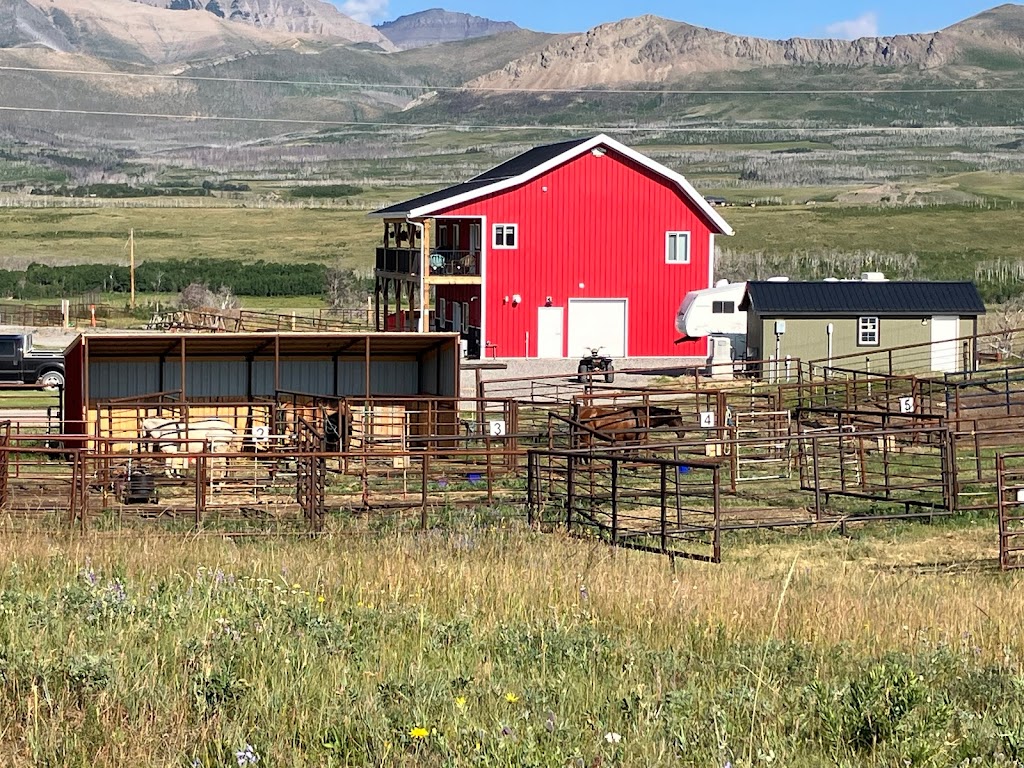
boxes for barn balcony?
[374,247,481,283]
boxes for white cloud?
[824,12,879,40]
[340,0,389,24]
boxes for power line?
[0,64,1023,96]
[1,104,1021,132]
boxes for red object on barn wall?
[372,135,734,358]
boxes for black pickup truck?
[0,333,66,388]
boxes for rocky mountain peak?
[376,8,520,49]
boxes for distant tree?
[324,267,369,310]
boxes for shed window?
[858,317,879,346]
[666,232,690,264]
[492,224,517,249]
[712,301,735,314]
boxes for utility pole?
[129,228,136,310]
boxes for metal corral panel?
[90,360,161,399]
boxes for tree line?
[0,260,370,299]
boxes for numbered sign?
[489,420,507,437]
[699,411,716,429]
[898,396,915,414]
[252,425,270,443]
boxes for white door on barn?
[536,306,564,358]
[568,299,628,358]
[931,315,960,372]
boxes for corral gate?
[527,448,722,563]
[295,416,326,532]
[997,453,1024,570]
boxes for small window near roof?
[858,316,879,346]
[666,232,690,264]
[493,224,517,249]
[712,301,734,314]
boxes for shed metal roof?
[739,281,986,317]
[66,332,461,359]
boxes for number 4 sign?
[699,411,716,429]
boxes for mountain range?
[0,2,1023,147]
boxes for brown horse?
[576,405,687,449]
[276,401,350,452]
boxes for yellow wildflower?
[455,696,467,710]
[409,727,429,739]
[317,595,326,604]
[505,692,519,704]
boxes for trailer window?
[712,301,735,314]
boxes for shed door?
[536,307,564,358]
[931,316,960,372]
[568,299,627,358]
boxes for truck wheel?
[38,371,64,389]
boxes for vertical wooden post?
[129,228,136,310]
[420,451,429,530]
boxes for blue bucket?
[467,473,483,483]
[678,466,690,474]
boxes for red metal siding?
[434,149,716,357]
[64,337,86,442]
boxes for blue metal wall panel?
[370,360,419,395]
[186,360,248,398]
[280,361,334,394]
[338,362,367,396]
[90,361,160,399]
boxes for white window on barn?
[666,231,691,264]
[492,224,518,249]
[858,316,880,346]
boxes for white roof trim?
[390,134,734,236]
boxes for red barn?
[371,134,733,359]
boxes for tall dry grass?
[0,522,1020,766]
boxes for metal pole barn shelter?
[62,332,461,438]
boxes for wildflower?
[544,711,556,733]
[500,725,513,737]
[409,727,429,739]
[579,584,589,601]
[605,732,622,744]
[505,692,519,704]
[455,696,467,710]
[317,595,326,604]
[234,744,260,766]
[292,583,300,590]
[190,759,203,768]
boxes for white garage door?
[567,299,628,358]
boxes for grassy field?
[0,208,378,270]
[1,519,1022,767]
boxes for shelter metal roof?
[67,332,460,359]
[739,281,986,317]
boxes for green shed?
[739,280,986,376]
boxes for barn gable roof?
[739,281,986,317]
[370,134,735,236]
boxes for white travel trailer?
[675,273,889,359]
[675,280,749,352]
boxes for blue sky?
[339,1,1004,38]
